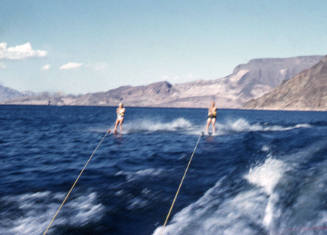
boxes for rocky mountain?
[0,84,24,102]
[245,55,327,111]
[3,82,177,106]
[159,55,323,108]
[3,55,323,108]
[3,92,72,105]
[70,81,177,106]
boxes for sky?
[0,0,326,94]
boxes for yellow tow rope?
[162,133,202,231]
[43,130,110,235]
[43,130,202,234]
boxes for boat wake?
[123,118,193,133]
[89,118,311,137]
[0,191,104,235]
[153,141,327,235]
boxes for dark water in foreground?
[1,105,327,235]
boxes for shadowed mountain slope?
[245,55,327,110]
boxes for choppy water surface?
[1,105,327,235]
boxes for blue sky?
[0,0,326,94]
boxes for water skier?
[112,102,126,134]
[206,101,217,135]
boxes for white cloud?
[41,64,51,71]
[59,62,83,70]
[0,63,6,69]
[0,42,47,60]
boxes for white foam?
[294,123,311,128]
[18,191,51,200]
[136,168,163,176]
[153,155,293,235]
[127,197,148,210]
[116,168,164,181]
[0,191,104,235]
[63,192,104,225]
[244,157,287,195]
[217,118,311,134]
[89,118,311,137]
[244,157,289,229]
[154,137,325,235]
[153,179,268,235]
[261,145,270,152]
[263,193,280,229]
[225,118,263,132]
[88,118,206,136]
[123,118,193,133]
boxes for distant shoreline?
[1,103,326,112]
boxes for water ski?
[202,131,212,136]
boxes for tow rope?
[162,133,202,231]
[43,130,110,235]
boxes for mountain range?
[245,55,327,111]
[0,84,24,102]
[1,55,323,108]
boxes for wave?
[217,118,311,134]
[153,179,269,235]
[124,118,311,135]
[153,140,327,235]
[153,153,290,235]
[244,157,288,195]
[0,191,104,235]
[244,157,289,229]
[89,118,310,137]
[88,118,194,134]
[123,118,193,133]
[115,168,164,182]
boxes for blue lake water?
[1,105,327,235]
